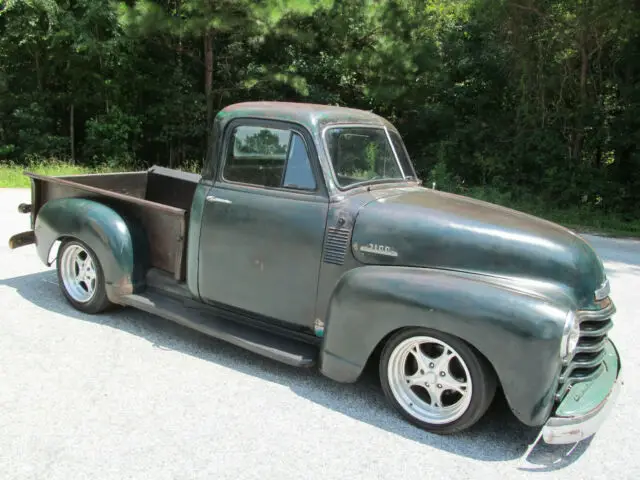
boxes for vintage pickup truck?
[9,101,621,443]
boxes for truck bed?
[26,166,201,280]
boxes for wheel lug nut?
[437,384,442,389]
[440,371,445,377]
[420,369,424,374]
[429,363,434,368]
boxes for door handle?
[206,195,232,205]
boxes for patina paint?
[196,113,330,330]
[197,182,329,328]
[186,183,209,298]
[34,197,148,301]
[319,265,570,426]
[313,190,376,325]
[350,187,607,308]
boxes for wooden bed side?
[25,170,190,281]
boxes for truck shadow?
[1,269,594,469]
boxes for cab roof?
[216,101,395,132]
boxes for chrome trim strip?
[579,320,613,338]
[383,126,406,179]
[559,351,606,382]
[577,301,616,321]
[555,364,605,400]
[575,337,609,353]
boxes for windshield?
[325,126,414,188]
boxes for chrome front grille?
[555,301,616,401]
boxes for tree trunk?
[177,8,183,170]
[580,45,588,103]
[204,30,214,142]
[572,43,589,163]
[70,103,75,164]
[35,50,43,91]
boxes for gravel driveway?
[1,187,638,480]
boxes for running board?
[119,291,317,368]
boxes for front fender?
[34,197,149,301]
[319,266,575,426]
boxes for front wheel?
[56,239,113,314]
[380,327,496,434]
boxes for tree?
[117,0,333,146]
[0,0,639,221]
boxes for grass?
[535,208,640,238]
[509,205,640,238]
[2,159,638,237]
[465,186,640,238]
[0,158,203,188]
[0,159,120,188]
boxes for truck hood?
[350,187,606,307]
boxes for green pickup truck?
[9,101,621,443]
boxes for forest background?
[1,0,639,234]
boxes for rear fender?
[34,197,149,302]
[319,266,574,426]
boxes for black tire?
[56,239,113,314]
[379,327,497,434]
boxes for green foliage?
[9,102,68,158]
[0,0,638,230]
[85,107,142,166]
[236,129,287,155]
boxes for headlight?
[560,311,580,362]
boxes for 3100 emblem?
[359,243,398,257]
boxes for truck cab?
[10,101,622,444]
[190,103,420,335]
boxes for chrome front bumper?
[541,339,622,444]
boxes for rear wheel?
[380,327,496,434]
[56,239,113,314]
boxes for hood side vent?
[323,227,352,265]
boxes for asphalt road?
[1,188,638,480]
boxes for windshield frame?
[321,123,415,191]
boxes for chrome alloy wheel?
[387,336,473,425]
[59,243,98,303]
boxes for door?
[197,119,329,330]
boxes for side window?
[224,126,290,187]
[283,133,316,190]
[223,125,316,191]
